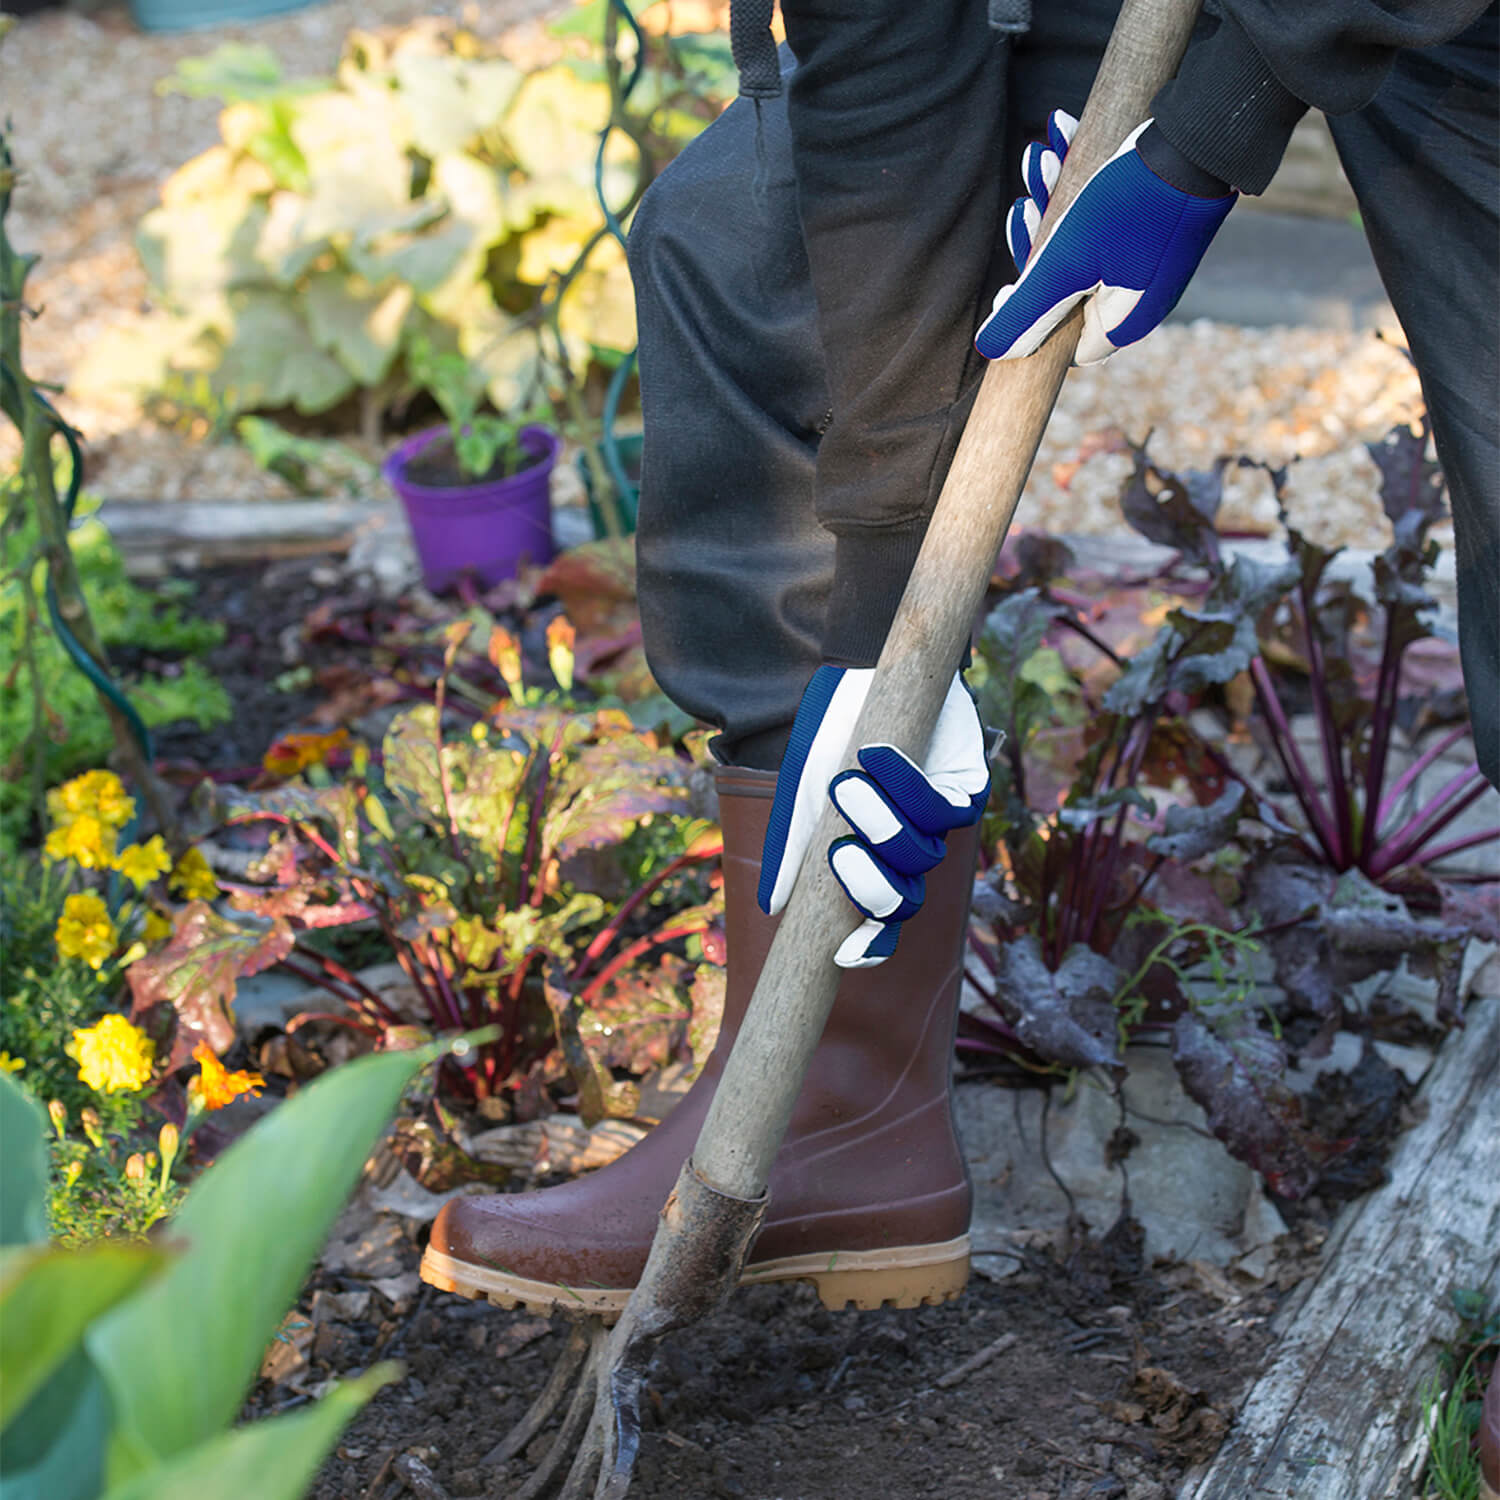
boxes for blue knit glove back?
[758,667,989,969]
[976,113,1235,366]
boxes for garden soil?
[269,1204,1282,1500]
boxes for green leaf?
[98,1364,398,1500]
[0,1347,110,1500]
[304,273,412,386]
[393,53,522,157]
[86,1044,445,1481]
[0,1074,48,1248]
[1,1241,169,1429]
[212,289,356,415]
[157,43,319,104]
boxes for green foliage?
[236,416,375,495]
[1418,1289,1497,1500]
[83,20,733,429]
[45,1105,185,1251]
[0,1041,445,1498]
[0,497,230,849]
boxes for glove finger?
[1022,143,1060,212]
[827,836,924,923]
[854,745,987,836]
[758,665,872,916]
[835,918,901,969]
[976,275,1094,361]
[1075,282,1145,365]
[1007,196,1040,273]
[1048,108,1078,157]
[829,769,947,875]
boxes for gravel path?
[4,1,1428,547]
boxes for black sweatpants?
[628,1,1499,782]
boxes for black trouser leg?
[1331,5,1500,787]
[629,5,1116,764]
[629,62,831,770]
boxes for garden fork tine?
[507,2,1209,1492]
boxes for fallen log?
[1180,971,1500,1500]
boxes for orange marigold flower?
[189,1042,265,1112]
[261,728,351,778]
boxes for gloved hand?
[758,666,989,968]
[976,111,1236,366]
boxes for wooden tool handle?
[695,0,1205,1199]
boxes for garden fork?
[496,1,1206,1491]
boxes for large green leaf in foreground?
[100,1365,397,1500]
[86,1043,443,1483]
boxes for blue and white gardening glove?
[976,112,1236,366]
[758,667,989,969]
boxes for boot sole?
[419,1235,971,1321]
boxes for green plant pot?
[579,433,643,539]
[129,0,314,32]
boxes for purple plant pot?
[384,424,561,594]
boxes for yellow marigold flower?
[189,1042,264,1112]
[55,892,119,970]
[66,1015,156,1095]
[143,907,174,945]
[115,836,171,891]
[88,771,136,830]
[0,1053,24,1075]
[45,813,117,870]
[170,848,219,901]
[51,770,135,829]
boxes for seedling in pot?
[405,337,554,487]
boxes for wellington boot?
[421,764,977,1319]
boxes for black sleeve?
[1152,1,1494,193]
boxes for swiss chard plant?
[127,626,724,1123]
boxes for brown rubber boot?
[421,764,977,1318]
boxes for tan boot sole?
[420,1235,971,1321]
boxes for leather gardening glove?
[758,667,989,969]
[976,111,1236,366]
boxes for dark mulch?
[261,1212,1281,1500]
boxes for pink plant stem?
[387,931,449,1030]
[569,843,723,985]
[1251,658,1342,863]
[1055,611,1123,666]
[285,1011,382,1039]
[1419,824,1500,866]
[422,940,468,1032]
[1360,603,1417,863]
[579,915,712,1006]
[1298,591,1353,862]
[1371,765,1488,878]
[963,964,996,1001]
[966,928,1000,974]
[1374,723,1472,833]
